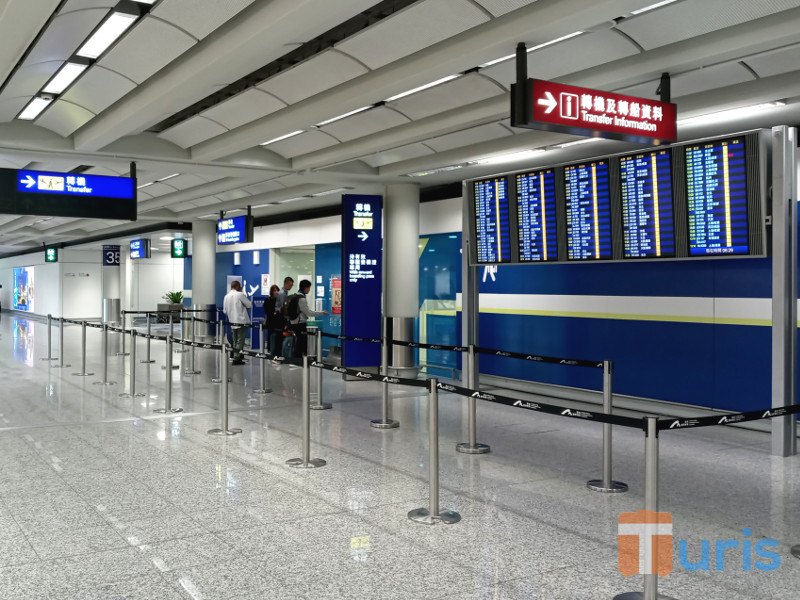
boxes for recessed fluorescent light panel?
[479,32,583,68]
[77,11,139,59]
[385,75,460,102]
[157,173,180,182]
[556,138,604,149]
[406,165,464,178]
[42,62,89,94]
[315,106,372,127]
[630,0,679,15]
[137,182,154,189]
[310,188,351,197]
[18,96,54,120]
[260,130,303,146]
[677,102,786,126]
[474,149,545,165]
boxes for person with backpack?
[287,279,327,358]
[222,280,252,365]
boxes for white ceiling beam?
[0,0,62,86]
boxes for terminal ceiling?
[1,0,800,254]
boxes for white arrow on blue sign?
[21,175,35,189]
[358,231,368,241]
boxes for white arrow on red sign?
[537,91,557,114]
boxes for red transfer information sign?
[528,79,677,143]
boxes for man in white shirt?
[223,281,252,365]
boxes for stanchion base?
[72,373,94,377]
[252,388,273,394]
[92,381,117,386]
[41,357,58,361]
[791,544,800,559]
[140,360,156,364]
[613,593,677,599]
[161,365,181,370]
[286,458,327,468]
[53,364,72,369]
[456,442,491,454]
[119,392,146,398]
[587,479,629,493]
[154,407,184,414]
[211,378,232,383]
[310,403,333,410]
[115,353,130,357]
[407,508,461,525]
[370,419,399,429]
[208,428,242,436]
[184,370,201,375]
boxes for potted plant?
[157,291,184,323]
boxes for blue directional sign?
[17,170,135,199]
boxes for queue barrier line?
[658,403,800,431]
[475,345,604,369]
[309,360,429,388]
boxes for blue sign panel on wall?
[102,245,120,266]
[341,194,382,367]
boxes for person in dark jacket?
[263,284,281,353]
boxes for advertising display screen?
[564,160,612,260]
[13,267,34,312]
[516,169,558,262]
[473,177,511,263]
[217,215,254,245]
[685,137,749,256]
[130,239,150,259]
[620,149,676,259]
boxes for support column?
[102,245,121,323]
[192,221,216,307]
[461,182,479,385]
[384,183,420,378]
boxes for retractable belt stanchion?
[456,345,490,454]
[184,316,201,375]
[371,322,398,428]
[55,318,71,369]
[310,329,330,410]
[116,311,129,356]
[286,356,326,468]
[173,312,187,353]
[42,314,58,361]
[141,313,155,364]
[208,344,241,436]
[93,323,116,386]
[588,360,628,493]
[614,417,675,600]
[154,336,184,414]
[119,330,145,398]
[252,327,272,394]
[72,321,94,377]
[409,379,461,525]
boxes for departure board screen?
[517,169,557,262]
[620,150,676,259]
[473,177,511,263]
[564,160,612,260]
[685,138,749,256]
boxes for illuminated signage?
[103,245,120,266]
[565,160,612,260]
[516,169,558,262]
[473,177,512,264]
[171,238,187,259]
[13,267,34,312]
[130,239,150,259]
[44,247,58,263]
[217,215,254,245]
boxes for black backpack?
[282,293,301,320]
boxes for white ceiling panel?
[36,100,95,137]
[389,74,503,120]
[86,166,124,176]
[360,142,436,168]
[99,16,196,84]
[743,43,800,78]
[0,97,31,123]
[617,62,755,99]
[242,180,286,195]
[475,0,538,17]
[137,182,179,197]
[0,61,62,100]
[259,50,369,105]
[215,189,251,202]
[267,130,339,159]
[61,66,137,115]
[156,174,209,190]
[158,115,227,148]
[59,1,116,11]
[25,8,109,64]
[319,107,410,142]
[202,89,285,131]
[482,31,638,88]
[153,0,254,40]
[617,0,800,51]
[424,122,512,152]
[336,0,489,70]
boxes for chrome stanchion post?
[614,417,675,600]
[93,323,116,386]
[456,344,490,454]
[154,336,184,414]
[141,313,155,364]
[174,310,187,353]
[208,344,241,436]
[55,318,71,369]
[184,316,201,375]
[120,330,145,398]
[42,314,58,361]
[72,321,94,377]
[253,326,272,394]
[371,321,398,428]
[588,360,628,493]
[310,328,331,410]
[409,379,461,525]
[286,356,326,467]
[116,311,129,356]
[792,545,800,559]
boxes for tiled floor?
[1,312,799,599]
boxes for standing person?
[263,284,281,353]
[288,279,328,357]
[222,281,252,365]
[274,277,294,313]
[273,277,294,353]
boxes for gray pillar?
[192,221,216,306]
[384,183,420,377]
[461,182,479,381]
[102,253,121,324]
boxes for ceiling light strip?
[315,106,374,127]
[77,11,139,59]
[385,75,461,103]
[18,97,54,120]
[480,32,584,68]
[260,130,304,146]
[676,101,787,126]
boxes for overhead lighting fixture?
[405,164,465,178]
[555,138,604,149]
[157,173,180,182]
[310,188,352,197]
[315,106,373,127]
[630,0,679,15]
[474,149,546,165]
[479,32,583,68]
[132,0,157,4]
[42,61,89,94]
[259,130,304,146]
[18,96,54,120]
[385,75,460,103]
[137,182,154,189]
[77,10,139,59]
[677,101,787,126]
[278,197,306,204]
[251,202,277,209]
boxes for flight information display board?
[473,177,511,263]
[516,169,558,262]
[685,137,749,256]
[564,160,612,260]
[620,149,676,259]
